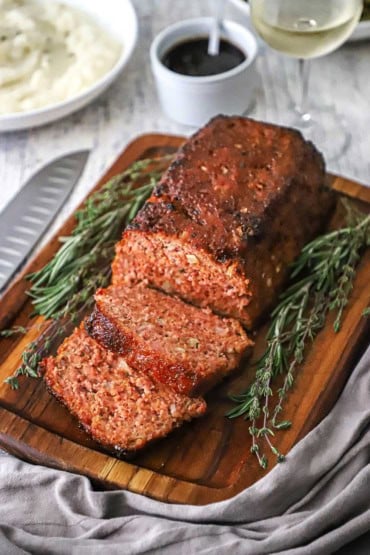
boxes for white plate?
[229,0,370,43]
[0,0,138,132]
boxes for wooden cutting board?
[0,133,369,505]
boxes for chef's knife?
[0,150,90,294]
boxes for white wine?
[250,0,363,58]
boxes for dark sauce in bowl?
[162,37,246,77]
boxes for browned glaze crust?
[85,307,199,395]
[113,116,335,327]
[85,284,252,396]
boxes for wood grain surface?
[0,133,369,505]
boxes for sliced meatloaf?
[85,283,252,396]
[41,325,206,454]
[112,116,335,328]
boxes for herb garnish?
[2,160,369,464]
[28,156,171,320]
[228,201,370,469]
[3,155,172,389]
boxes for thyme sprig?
[3,155,172,389]
[0,326,28,337]
[228,202,370,469]
[5,341,41,390]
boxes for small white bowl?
[150,18,258,127]
[0,0,138,133]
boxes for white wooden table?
[1,0,369,247]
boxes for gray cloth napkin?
[1,345,370,555]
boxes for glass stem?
[295,59,311,124]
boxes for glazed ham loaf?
[112,116,334,328]
[85,283,252,396]
[42,325,206,454]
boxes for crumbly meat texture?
[41,325,206,454]
[85,283,252,396]
[112,116,335,328]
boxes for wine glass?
[249,0,363,160]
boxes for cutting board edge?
[0,405,242,505]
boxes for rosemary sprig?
[3,155,172,388]
[28,156,172,320]
[228,202,370,469]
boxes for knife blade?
[0,150,89,293]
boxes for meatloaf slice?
[85,283,252,396]
[112,116,335,328]
[41,325,206,454]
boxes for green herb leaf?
[228,201,370,469]
[3,155,173,388]
[0,326,28,337]
[27,156,172,320]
